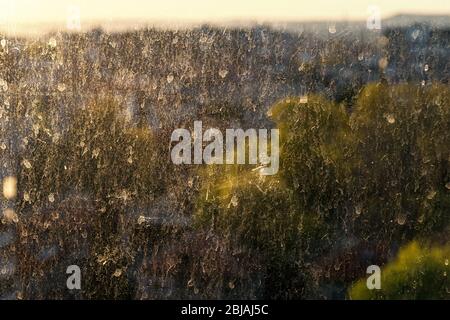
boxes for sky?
[0,0,449,31]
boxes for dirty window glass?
[0,1,449,300]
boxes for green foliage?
[194,165,309,298]
[350,83,450,241]
[271,96,355,253]
[194,83,450,298]
[349,241,450,299]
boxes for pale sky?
[1,0,449,26]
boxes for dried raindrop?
[48,37,57,47]
[137,216,146,225]
[57,83,66,92]
[299,95,308,104]
[396,213,407,225]
[386,114,396,124]
[113,269,123,277]
[378,57,388,69]
[92,148,100,158]
[417,214,425,223]
[3,209,18,224]
[219,69,228,78]
[2,176,17,199]
[0,78,8,91]
[22,159,32,169]
[426,190,437,200]
[230,195,238,207]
